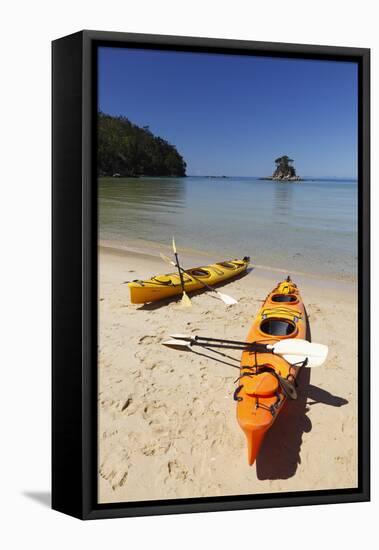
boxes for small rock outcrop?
[261,156,302,181]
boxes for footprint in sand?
[134,348,156,362]
[165,460,191,482]
[99,455,130,491]
[101,429,119,440]
[101,396,138,415]
[142,401,168,420]
[138,335,157,345]
[144,362,159,371]
[141,440,171,457]
[120,397,135,413]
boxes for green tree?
[275,155,294,168]
[98,112,187,177]
[273,155,297,178]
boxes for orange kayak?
[236,277,307,465]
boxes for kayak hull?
[128,257,249,304]
[236,278,307,465]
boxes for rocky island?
[261,155,302,181]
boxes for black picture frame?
[52,30,370,520]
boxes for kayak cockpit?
[271,294,298,303]
[187,268,211,278]
[260,318,297,337]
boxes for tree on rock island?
[273,155,299,180]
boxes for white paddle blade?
[273,339,328,358]
[169,334,192,340]
[272,339,328,368]
[162,339,191,349]
[282,353,326,368]
[218,292,238,306]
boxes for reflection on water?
[273,183,294,220]
[98,176,357,280]
[99,177,186,243]
[100,177,186,209]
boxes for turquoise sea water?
[99,176,358,281]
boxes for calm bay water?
[99,176,358,281]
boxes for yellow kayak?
[128,256,250,304]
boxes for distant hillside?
[98,112,187,177]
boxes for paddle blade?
[181,291,192,307]
[169,334,192,340]
[272,339,328,368]
[278,376,298,400]
[217,292,238,306]
[162,339,191,349]
[172,236,177,254]
[160,252,176,266]
[281,353,325,368]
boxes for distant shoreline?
[259,176,303,182]
[99,175,357,182]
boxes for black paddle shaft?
[174,262,216,293]
[188,340,270,352]
[174,252,187,293]
[193,335,269,351]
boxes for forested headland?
[98,113,187,177]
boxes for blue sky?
[98,47,358,178]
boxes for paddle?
[162,337,300,400]
[171,237,192,307]
[163,334,328,368]
[160,252,238,306]
[275,375,298,399]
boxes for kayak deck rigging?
[236,277,308,465]
[128,256,250,303]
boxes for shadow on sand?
[256,308,348,480]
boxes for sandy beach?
[98,241,358,504]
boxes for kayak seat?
[260,318,297,336]
[188,268,211,278]
[153,273,192,285]
[152,275,173,285]
[217,262,236,269]
[243,372,279,397]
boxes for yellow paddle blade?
[172,236,177,254]
[181,291,192,307]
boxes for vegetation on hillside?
[98,112,187,177]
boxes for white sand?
[98,243,358,503]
